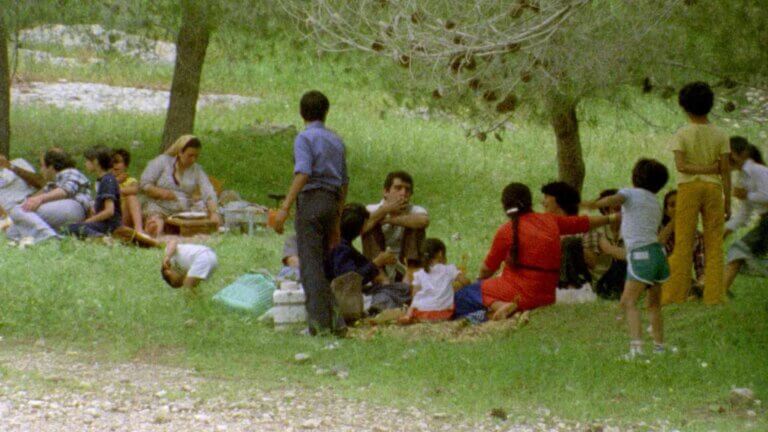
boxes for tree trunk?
[160,0,211,152]
[548,96,585,192]
[0,17,11,156]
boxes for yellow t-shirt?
[120,177,138,189]
[669,123,729,185]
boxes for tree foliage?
[288,0,685,189]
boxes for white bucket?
[272,282,306,330]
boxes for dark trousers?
[296,188,344,334]
[362,225,425,279]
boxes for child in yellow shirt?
[664,82,731,305]
[112,148,144,233]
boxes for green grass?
[2,26,767,431]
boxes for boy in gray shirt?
[584,159,670,359]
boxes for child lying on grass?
[161,239,218,294]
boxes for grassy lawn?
[2,27,767,431]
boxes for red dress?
[480,213,590,311]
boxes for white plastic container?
[272,282,306,330]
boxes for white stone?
[301,418,322,429]
[294,353,311,363]
[11,81,260,114]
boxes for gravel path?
[0,346,587,432]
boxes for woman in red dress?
[454,182,617,321]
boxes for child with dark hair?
[328,203,411,315]
[65,147,121,238]
[272,90,349,335]
[583,158,670,359]
[724,137,768,292]
[112,148,143,233]
[161,239,218,293]
[454,182,615,322]
[658,190,705,297]
[665,81,731,305]
[398,238,471,325]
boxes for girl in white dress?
[398,238,471,324]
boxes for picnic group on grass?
[1,81,767,359]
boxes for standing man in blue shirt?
[273,90,349,336]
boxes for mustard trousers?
[662,181,725,305]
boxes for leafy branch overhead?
[291,0,681,112]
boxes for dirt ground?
[0,343,588,432]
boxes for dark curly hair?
[541,181,580,216]
[632,158,669,193]
[43,149,75,171]
[678,81,714,116]
[300,90,330,122]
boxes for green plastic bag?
[212,271,276,316]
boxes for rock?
[194,413,210,423]
[301,418,322,429]
[84,407,101,417]
[155,390,168,398]
[28,400,44,409]
[730,387,755,404]
[294,353,311,363]
[433,412,449,419]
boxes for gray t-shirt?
[618,187,661,252]
[0,159,37,210]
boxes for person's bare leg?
[146,214,164,238]
[724,260,744,293]
[646,284,663,346]
[620,280,646,353]
[124,195,144,233]
[397,307,416,325]
[489,301,517,321]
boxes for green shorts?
[626,242,670,285]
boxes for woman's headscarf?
[164,134,200,157]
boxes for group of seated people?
[279,142,767,329]
[276,170,625,324]
[0,134,220,243]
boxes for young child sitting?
[724,137,768,292]
[161,239,218,293]
[65,146,122,238]
[112,148,143,233]
[277,235,301,281]
[584,159,670,359]
[328,203,411,315]
[398,238,471,325]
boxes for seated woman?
[454,182,615,321]
[139,135,220,237]
[20,149,91,232]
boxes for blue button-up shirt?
[293,121,348,193]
